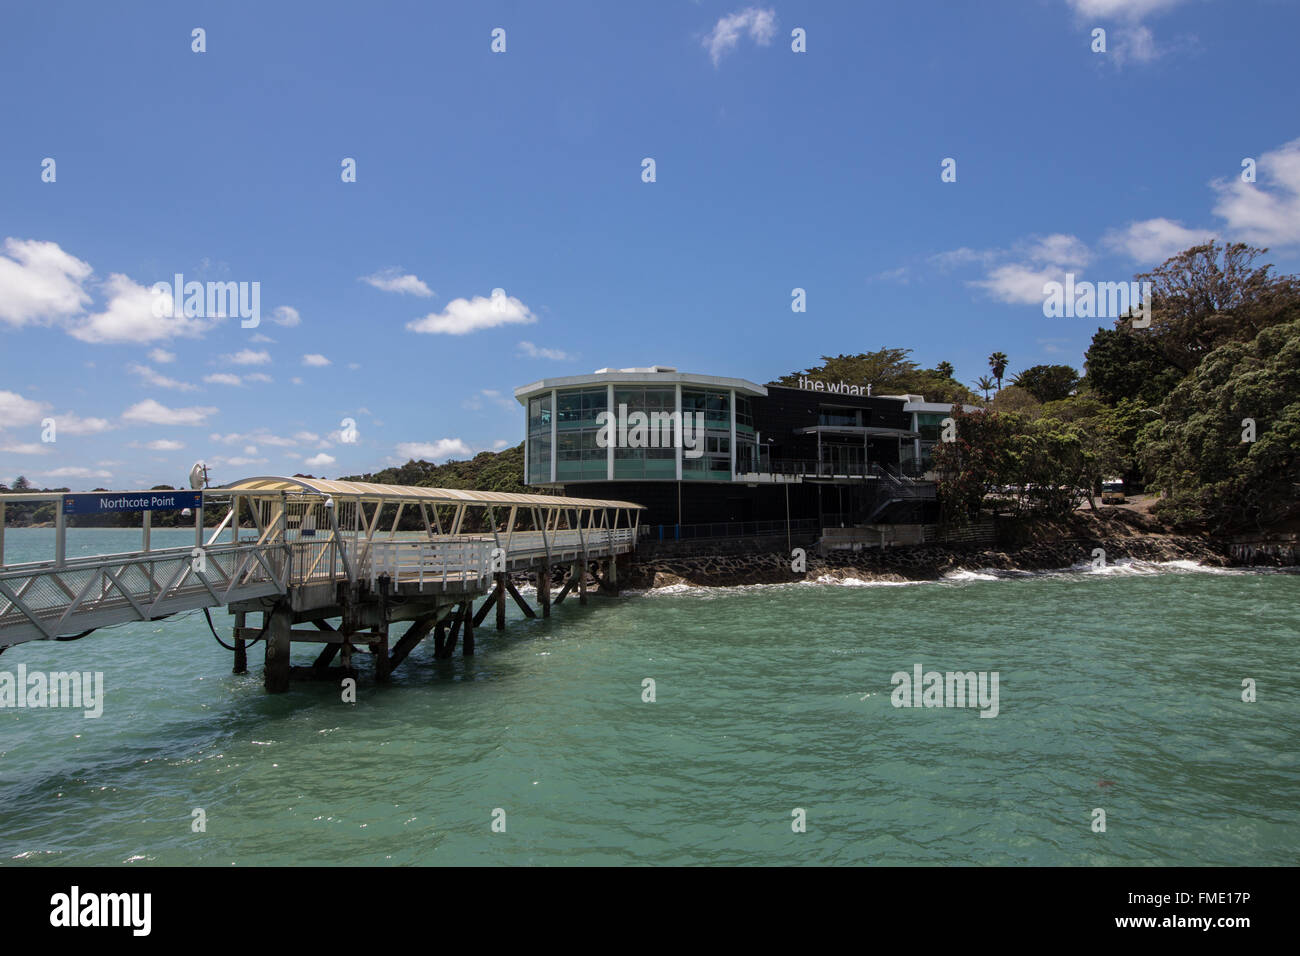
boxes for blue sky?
[2,0,1298,490]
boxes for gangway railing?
[0,541,290,647]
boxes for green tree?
[930,407,1017,525]
[1137,241,1300,373]
[1010,364,1080,403]
[1139,317,1300,530]
[773,349,980,404]
[936,361,955,379]
[988,352,1009,390]
[988,384,1041,415]
[1083,326,1183,405]
[972,375,996,402]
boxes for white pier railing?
[0,542,290,647]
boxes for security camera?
[324,497,335,509]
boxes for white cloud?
[517,340,573,360]
[1211,137,1300,248]
[221,349,272,366]
[0,389,50,426]
[869,267,910,284]
[40,466,113,480]
[291,377,303,385]
[0,238,92,328]
[361,269,434,297]
[145,439,185,451]
[492,439,509,450]
[1065,0,1188,18]
[69,273,212,344]
[407,292,536,335]
[218,456,268,468]
[129,363,198,391]
[149,348,176,364]
[250,333,276,344]
[395,439,472,462]
[203,373,244,387]
[302,353,331,367]
[303,452,336,468]
[1103,217,1217,263]
[293,430,321,443]
[973,264,1071,305]
[1111,24,1160,65]
[52,413,113,436]
[0,442,50,455]
[703,7,777,67]
[210,431,298,447]
[244,372,273,384]
[966,234,1092,305]
[269,305,301,327]
[122,399,217,426]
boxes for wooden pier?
[0,477,643,692]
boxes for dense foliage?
[339,444,527,494]
[937,241,1300,532]
[771,348,981,405]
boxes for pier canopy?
[216,476,644,586]
[221,476,643,512]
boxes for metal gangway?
[0,477,643,649]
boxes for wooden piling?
[538,564,551,618]
[462,599,475,656]
[577,560,587,606]
[373,620,391,683]
[504,577,537,618]
[495,572,507,631]
[233,610,247,674]
[264,604,292,693]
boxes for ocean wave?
[626,557,1281,597]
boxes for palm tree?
[936,361,955,379]
[988,352,1009,390]
[973,375,995,402]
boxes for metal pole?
[143,509,151,554]
[785,481,791,553]
[55,498,66,568]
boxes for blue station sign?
[62,490,203,516]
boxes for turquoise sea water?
[1,528,1296,865]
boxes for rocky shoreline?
[618,510,1274,590]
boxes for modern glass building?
[516,367,980,530]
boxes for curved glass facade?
[520,374,767,486]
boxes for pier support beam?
[372,621,391,683]
[538,564,551,618]
[554,566,578,605]
[495,573,507,631]
[577,560,587,606]
[472,593,494,627]
[504,577,536,619]
[461,599,475,656]
[432,621,448,659]
[264,604,292,694]
[233,610,247,674]
[389,613,438,671]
